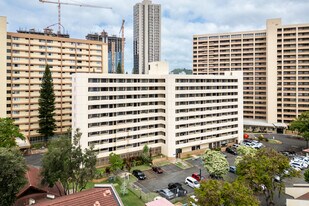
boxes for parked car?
[168,182,187,197]
[192,173,205,182]
[290,162,306,170]
[274,175,281,182]
[152,166,163,174]
[132,170,146,180]
[229,166,236,173]
[251,141,263,149]
[226,147,237,155]
[209,173,223,180]
[293,156,309,164]
[232,144,239,149]
[157,189,175,200]
[185,176,200,188]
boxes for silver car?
[158,189,175,200]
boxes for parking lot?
[134,163,207,194]
[133,134,308,205]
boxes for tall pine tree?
[38,65,56,142]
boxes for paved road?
[24,153,43,167]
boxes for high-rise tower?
[133,0,161,74]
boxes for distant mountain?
[170,68,192,75]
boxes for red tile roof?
[35,186,123,206]
[297,192,309,200]
[16,166,64,198]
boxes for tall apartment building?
[86,31,123,74]
[133,0,161,74]
[72,64,243,165]
[193,18,309,132]
[0,16,108,141]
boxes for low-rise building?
[72,63,243,166]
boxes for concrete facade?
[0,16,108,141]
[72,68,243,165]
[193,18,309,126]
[133,0,161,74]
[0,16,7,117]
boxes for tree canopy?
[41,129,97,195]
[202,150,229,178]
[193,179,259,206]
[290,111,309,148]
[38,64,56,142]
[235,145,257,165]
[236,148,298,206]
[109,152,124,172]
[0,148,27,206]
[0,118,24,148]
[304,169,309,183]
[141,144,152,164]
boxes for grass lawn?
[114,184,145,206]
[154,160,171,167]
[131,164,151,172]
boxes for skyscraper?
[133,0,161,74]
[86,31,123,74]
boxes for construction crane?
[39,0,112,34]
[119,19,125,73]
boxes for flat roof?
[146,198,174,206]
[244,119,275,127]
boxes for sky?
[1,0,309,73]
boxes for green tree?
[202,150,229,178]
[41,129,97,195]
[38,64,56,142]
[116,62,122,74]
[0,148,27,205]
[304,169,309,183]
[141,145,152,164]
[235,145,257,165]
[290,111,309,148]
[237,148,298,206]
[193,179,259,206]
[109,152,124,172]
[0,118,24,148]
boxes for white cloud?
[1,0,309,72]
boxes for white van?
[185,176,200,188]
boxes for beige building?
[0,16,108,141]
[286,184,309,206]
[72,63,243,165]
[193,18,309,132]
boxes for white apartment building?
[133,0,161,74]
[193,18,309,133]
[72,65,243,165]
[0,16,108,141]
